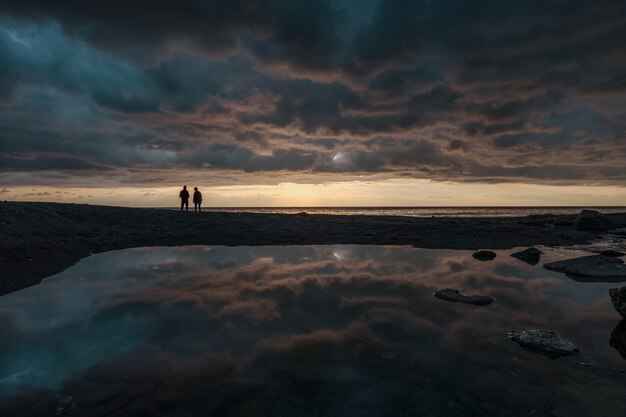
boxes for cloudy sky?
[0,0,625,206]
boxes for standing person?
[193,187,203,212]
[179,185,190,211]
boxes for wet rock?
[573,209,613,231]
[609,287,626,318]
[543,255,626,282]
[601,249,625,257]
[609,320,626,360]
[553,216,574,226]
[510,247,543,265]
[433,288,495,306]
[510,329,580,358]
[472,250,496,261]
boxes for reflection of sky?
[1,245,625,416]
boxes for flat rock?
[573,209,613,231]
[544,255,626,282]
[510,247,543,265]
[510,329,580,358]
[472,250,496,261]
[609,287,626,318]
[433,288,495,306]
[600,249,625,257]
[610,320,626,359]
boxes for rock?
[609,287,626,318]
[573,209,613,231]
[472,250,496,261]
[510,329,580,358]
[433,288,495,306]
[510,247,543,265]
[610,320,626,359]
[543,255,626,282]
[611,228,626,236]
[553,216,574,226]
[601,249,625,257]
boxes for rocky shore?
[1,202,626,296]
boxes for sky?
[0,0,625,207]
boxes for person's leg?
[185,201,189,211]
[199,203,201,212]
[180,200,184,210]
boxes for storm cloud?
[0,0,625,186]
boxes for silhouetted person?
[193,187,202,212]
[179,185,190,211]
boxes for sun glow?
[4,180,626,207]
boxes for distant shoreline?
[161,206,626,217]
[1,201,626,296]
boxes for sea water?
[196,206,626,217]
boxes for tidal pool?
[1,245,625,416]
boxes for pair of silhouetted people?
[179,186,202,211]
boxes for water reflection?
[610,320,626,360]
[1,245,625,416]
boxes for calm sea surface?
[1,242,626,416]
[195,206,626,217]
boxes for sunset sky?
[0,1,625,207]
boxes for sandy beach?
[1,201,625,296]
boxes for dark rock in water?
[510,329,580,358]
[601,249,625,257]
[511,247,543,265]
[610,320,626,359]
[472,250,496,261]
[544,255,626,282]
[573,209,613,231]
[433,288,495,306]
[609,287,626,318]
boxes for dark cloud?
[0,1,625,186]
[0,155,106,171]
[0,0,263,59]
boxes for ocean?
[194,206,626,217]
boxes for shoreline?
[2,201,626,296]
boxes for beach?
[2,201,625,296]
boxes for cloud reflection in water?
[0,245,625,416]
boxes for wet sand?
[1,201,625,296]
